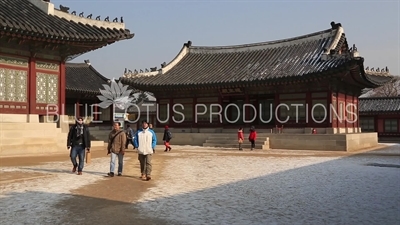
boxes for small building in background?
[65,61,113,126]
[359,97,400,141]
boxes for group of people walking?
[67,118,257,178]
[66,117,173,181]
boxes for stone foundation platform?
[0,114,104,157]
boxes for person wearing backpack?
[163,125,172,152]
[125,124,135,150]
[107,121,127,177]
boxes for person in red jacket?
[237,127,244,150]
[248,126,257,150]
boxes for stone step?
[90,130,110,134]
[0,129,61,138]
[205,139,267,144]
[202,143,263,149]
[91,141,105,147]
[220,129,275,133]
[0,143,66,156]
[1,137,63,145]
[208,135,269,140]
[1,123,58,130]
[91,135,109,141]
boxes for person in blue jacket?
[134,120,157,181]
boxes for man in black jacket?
[67,117,91,175]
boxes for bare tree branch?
[370,76,400,97]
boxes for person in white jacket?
[134,120,157,181]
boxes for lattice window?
[0,68,27,102]
[360,117,375,132]
[157,104,169,123]
[47,74,58,104]
[36,73,59,104]
[0,69,5,101]
[259,99,274,123]
[279,100,306,121]
[311,99,328,122]
[384,119,398,133]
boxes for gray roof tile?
[66,63,108,94]
[0,0,134,42]
[359,97,400,113]
[121,23,392,90]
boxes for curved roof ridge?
[190,28,335,51]
[65,62,109,81]
[66,62,90,67]
[359,96,400,100]
[88,65,110,82]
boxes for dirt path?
[53,151,175,225]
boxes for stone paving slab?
[0,171,54,184]
[0,145,399,225]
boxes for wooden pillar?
[75,100,80,118]
[218,95,223,125]
[245,93,250,123]
[109,104,114,123]
[344,91,348,130]
[274,93,280,126]
[59,62,66,115]
[398,118,400,133]
[254,95,259,126]
[169,97,174,126]
[306,91,312,127]
[93,103,98,121]
[28,57,36,114]
[327,90,333,128]
[352,95,356,130]
[192,97,197,128]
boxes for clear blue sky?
[52,0,400,78]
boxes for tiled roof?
[66,63,109,94]
[359,97,400,113]
[121,22,391,90]
[0,0,134,43]
[364,69,394,86]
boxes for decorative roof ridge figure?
[29,0,126,30]
[123,67,161,78]
[364,66,391,76]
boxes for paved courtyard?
[0,144,399,225]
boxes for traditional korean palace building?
[359,97,400,141]
[65,61,113,125]
[0,0,133,156]
[121,22,393,135]
[0,0,133,122]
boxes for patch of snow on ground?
[135,154,400,225]
[0,157,121,225]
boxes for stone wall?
[267,133,378,151]
[154,132,209,146]
[152,131,378,151]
